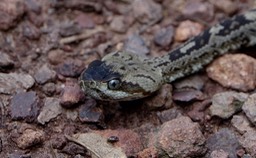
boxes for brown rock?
[79,99,104,123]
[16,128,44,149]
[0,0,25,30]
[110,16,129,33]
[157,116,206,157]
[123,34,149,55]
[207,54,256,91]
[239,130,256,157]
[154,26,174,47]
[242,93,256,126]
[60,80,85,108]
[56,59,84,77]
[132,0,162,24]
[175,20,204,42]
[75,13,95,29]
[231,115,254,134]
[172,88,206,102]
[138,147,158,158]
[210,0,238,15]
[34,64,56,84]
[210,149,229,158]
[47,49,66,65]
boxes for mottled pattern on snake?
[79,9,256,101]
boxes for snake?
[79,9,256,101]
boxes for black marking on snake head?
[80,60,122,82]
[134,74,156,83]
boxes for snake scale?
[79,9,256,101]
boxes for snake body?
[79,9,256,101]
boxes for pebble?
[60,80,85,108]
[59,22,82,37]
[0,73,35,94]
[242,93,256,126]
[132,0,162,24]
[231,115,254,134]
[156,116,206,157]
[95,129,143,157]
[22,22,41,40]
[47,49,66,65]
[210,149,229,158]
[0,0,26,30]
[110,16,129,33]
[157,107,182,123]
[42,82,56,96]
[239,130,256,157]
[187,100,211,122]
[207,54,256,91]
[173,75,207,90]
[137,147,158,158]
[56,59,84,77]
[183,0,214,22]
[0,52,14,70]
[172,89,206,102]
[75,13,95,29]
[37,97,62,125]
[144,84,173,109]
[79,99,103,123]
[123,34,149,55]
[34,64,56,84]
[154,26,174,47]
[210,0,238,15]
[16,128,44,149]
[174,20,204,42]
[209,91,249,119]
[206,128,240,158]
[10,91,39,122]
[51,135,67,150]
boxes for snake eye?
[108,79,121,90]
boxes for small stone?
[110,16,128,33]
[0,73,35,94]
[59,22,82,37]
[62,142,86,156]
[60,80,85,108]
[0,51,14,70]
[174,20,204,42]
[144,84,173,109]
[56,59,84,77]
[242,93,256,126]
[0,0,25,30]
[79,99,103,123]
[231,115,254,134]
[42,82,56,96]
[22,23,41,40]
[187,100,211,122]
[51,135,67,150]
[157,116,206,157]
[16,128,44,149]
[34,64,56,84]
[183,0,214,22]
[37,97,62,125]
[95,129,143,157]
[154,26,174,47]
[157,107,182,123]
[210,149,229,158]
[173,75,207,90]
[10,91,39,122]
[132,0,162,24]
[172,89,206,102]
[75,13,95,29]
[137,147,158,158]
[209,91,248,119]
[211,0,238,15]
[206,128,240,158]
[47,49,66,65]
[207,54,256,91]
[239,130,256,157]
[123,34,149,56]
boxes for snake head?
[79,51,163,101]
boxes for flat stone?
[10,91,39,122]
[0,52,14,70]
[132,0,162,24]
[206,128,240,158]
[154,26,174,47]
[242,93,256,126]
[173,75,207,90]
[79,99,103,123]
[123,34,149,56]
[207,54,256,91]
[0,73,35,94]
[174,20,204,42]
[34,64,56,84]
[37,97,62,125]
[56,59,84,77]
[16,128,44,149]
[209,91,248,119]
[172,89,206,102]
[231,115,254,134]
[156,116,206,157]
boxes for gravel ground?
[0,0,256,158]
